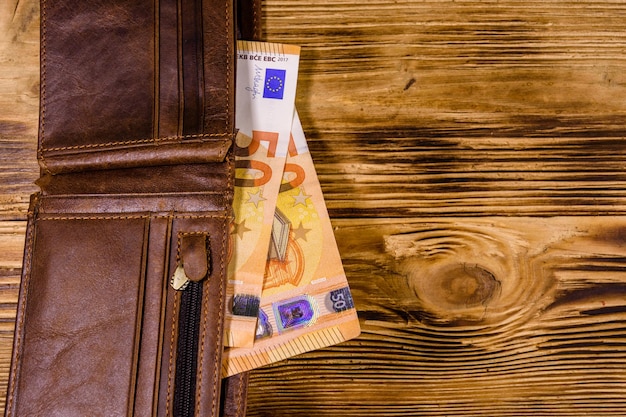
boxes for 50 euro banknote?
[224,41,301,348]
[222,112,361,377]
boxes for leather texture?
[5,0,260,415]
[39,0,235,174]
[221,372,250,417]
[237,0,263,41]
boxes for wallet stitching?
[178,230,211,274]
[40,133,231,153]
[224,0,232,137]
[38,0,49,173]
[165,264,179,414]
[201,201,228,415]
[37,214,230,221]
[236,372,245,417]
[152,0,159,141]
[218,134,236,414]
[204,2,230,412]
[253,0,259,39]
[6,201,37,415]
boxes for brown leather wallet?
[5,0,259,415]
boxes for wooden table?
[2,0,626,415]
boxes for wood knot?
[435,264,499,308]
[399,258,502,323]
[384,221,560,329]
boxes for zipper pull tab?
[170,233,210,291]
[170,265,190,291]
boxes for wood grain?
[2,0,626,415]
[269,0,626,218]
[247,218,626,415]
[0,0,39,221]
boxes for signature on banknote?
[245,64,263,100]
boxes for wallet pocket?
[7,199,231,417]
[8,211,153,416]
[38,0,235,174]
[159,214,230,417]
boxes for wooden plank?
[0,221,24,410]
[252,1,626,415]
[262,0,626,218]
[268,0,626,131]
[0,0,38,407]
[0,0,39,220]
[1,0,626,415]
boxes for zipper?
[173,280,203,417]
[171,232,210,416]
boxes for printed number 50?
[330,292,347,310]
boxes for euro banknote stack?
[222,41,361,376]
[223,41,301,348]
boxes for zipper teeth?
[174,280,203,417]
